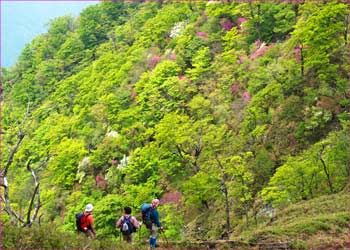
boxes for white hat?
[85,203,94,212]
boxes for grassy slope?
[233,192,350,249]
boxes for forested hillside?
[1,1,350,249]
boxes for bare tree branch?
[22,95,31,128]
[2,96,30,177]
[2,176,25,224]
[2,133,25,177]
[27,156,52,227]
[2,156,49,227]
[25,159,36,226]
[28,155,52,226]
[0,97,45,227]
[1,122,26,223]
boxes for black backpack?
[120,216,136,235]
[75,213,84,231]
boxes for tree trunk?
[222,180,230,238]
[319,145,334,193]
[216,156,231,238]
[346,1,350,191]
[301,44,304,78]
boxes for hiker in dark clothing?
[141,199,163,250]
[116,206,140,243]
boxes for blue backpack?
[141,203,152,229]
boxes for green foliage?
[138,3,193,49]
[78,2,127,49]
[47,138,87,188]
[182,171,220,209]
[222,27,239,51]
[46,15,76,50]
[174,29,206,68]
[244,3,296,43]
[93,195,124,237]
[243,83,283,134]
[2,1,350,246]
[123,144,160,185]
[291,3,346,83]
[160,204,184,240]
[135,61,184,123]
[186,46,212,82]
[262,130,349,207]
[89,134,128,175]
[56,33,86,71]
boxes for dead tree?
[0,98,50,227]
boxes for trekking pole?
[138,223,141,243]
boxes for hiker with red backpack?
[116,206,140,243]
[141,199,163,250]
[76,204,96,239]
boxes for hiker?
[116,206,140,243]
[141,199,163,250]
[76,203,96,239]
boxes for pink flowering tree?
[294,45,301,64]
[242,91,251,103]
[149,56,161,69]
[169,53,177,61]
[196,31,208,40]
[237,56,244,64]
[221,18,234,31]
[249,41,275,60]
[237,17,247,29]
[95,175,107,190]
[231,82,242,95]
[160,191,182,204]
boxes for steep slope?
[1,1,349,246]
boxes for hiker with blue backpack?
[116,206,140,243]
[76,203,96,239]
[141,199,163,250]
